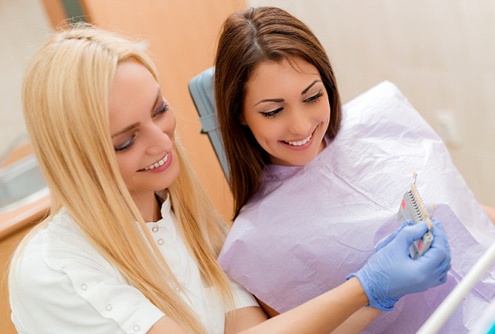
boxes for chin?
[284,155,317,167]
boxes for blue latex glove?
[348,218,451,311]
[375,219,415,251]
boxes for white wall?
[249,0,495,206]
[0,0,51,161]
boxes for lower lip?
[142,153,173,174]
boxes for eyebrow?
[254,80,322,106]
[111,87,162,138]
[301,80,320,95]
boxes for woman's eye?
[305,91,323,103]
[114,135,135,152]
[153,102,169,118]
[260,107,283,118]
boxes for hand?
[375,219,415,251]
[348,218,451,311]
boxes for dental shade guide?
[397,173,434,259]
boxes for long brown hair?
[215,6,342,219]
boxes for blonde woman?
[9,24,450,334]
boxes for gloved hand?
[347,218,451,311]
[375,219,415,251]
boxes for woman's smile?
[281,129,315,149]
[243,57,330,166]
[139,152,172,172]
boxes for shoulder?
[9,213,115,325]
[11,210,111,275]
[9,211,163,333]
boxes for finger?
[398,221,429,245]
[433,265,450,286]
[421,246,451,283]
[422,261,449,288]
[375,220,414,250]
[415,238,449,273]
[430,218,446,236]
[430,257,451,279]
[428,222,451,259]
[441,262,452,283]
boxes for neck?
[132,191,161,222]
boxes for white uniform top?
[10,195,258,334]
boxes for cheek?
[252,129,280,158]
[249,121,277,145]
[249,115,274,134]
[325,110,331,124]
[323,98,331,121]
[315,104,331,129]
[116,154,137,182]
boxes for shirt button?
[151,226,158,233]
[81,284,88,291]
[105,304,112,311]
[157,239,164,245]
[133,325,140,332]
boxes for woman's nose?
[145,124,172,155]
[287,110,311,135]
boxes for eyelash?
[153,102,169,117]
[260,107,283,118]
[114,134,136,152]
[305,91,323,103]
[260,91,324,118]
[114,101,169,152]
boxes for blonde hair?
[17,23,232,333]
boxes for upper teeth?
[143,154,168,171]
[286,134,312,146]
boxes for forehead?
[246,57,320,94]
[110,60,157,100]
[108,61,159,115]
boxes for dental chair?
[188,66,230,182]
